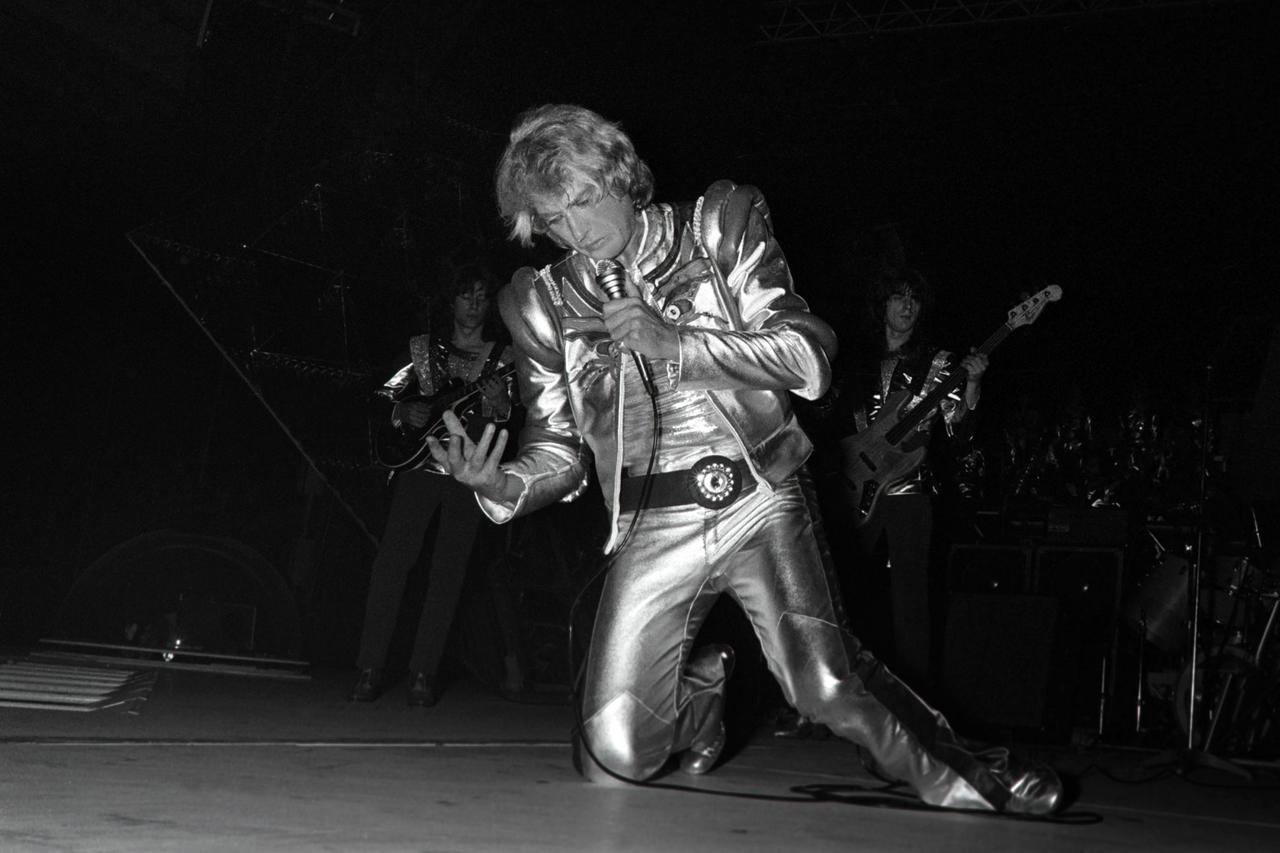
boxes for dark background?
[4,0,1277,665]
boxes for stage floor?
[1,654,1276,852]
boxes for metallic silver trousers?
[578,469,1017,811]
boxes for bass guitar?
[839,285,1062,526]
[372,363,516,473]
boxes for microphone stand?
[1142,364,1250,780]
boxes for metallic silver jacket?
[478,180,838,551]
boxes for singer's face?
[533,178,638,262]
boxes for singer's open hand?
[424,410,516,503]
[601,297,680,361]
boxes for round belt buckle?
[687,456,741,509]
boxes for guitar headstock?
[1006,284,1062,330]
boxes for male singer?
[426,103,1062,815]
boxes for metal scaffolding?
[758,0,1250,41]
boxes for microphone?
[596,259,657,397]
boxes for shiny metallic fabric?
[578,473,1060,814]
[481,180,1060,814]
[479,182,836,553]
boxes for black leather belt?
[618,455,755,512]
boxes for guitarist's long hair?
[420,257,512,347]
[862,268,936,360]
[836,268,937,404]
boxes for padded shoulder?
[698,179,772,275]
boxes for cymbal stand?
[1202,507,1278,754]
[1134,613,1147,733]
[1142,364,1251,779]
[1132,527,1167,735]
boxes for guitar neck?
[882,322,1012,444]
[974,323,1013,359]
[407,362,514,408]
[442,373,493,406]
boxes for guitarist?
[833,268,987,694]
[351,263,522,707]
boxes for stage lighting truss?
[758,0,1250,41]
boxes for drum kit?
[1122,513,1279,759]
[1098,359,1279,764]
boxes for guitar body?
[371,391,465,474]
[372,364,516,473]
[839,390,931,525]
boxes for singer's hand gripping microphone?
[596,259,657,397]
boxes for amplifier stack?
[940,541,1125,742]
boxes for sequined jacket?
[478,180,838,551]
[380,335,514,427]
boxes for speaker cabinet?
[1033,546,1125,734]
[946,544,1032,594]
[1032,546,1124,633]
[940,545,1125,741]
[940,593,1060,734]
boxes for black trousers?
[853,491,934,691]
[356,471,484,676]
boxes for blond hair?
[494,104,654,247]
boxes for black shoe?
[407,672,439,707]
[772,707,812,738]
[680,721,726,775]
[349,668,381,702]
[679,645,735,775]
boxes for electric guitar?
[372,363,516,473]
[839,285,1062,526]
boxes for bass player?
[833,268,986,695]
